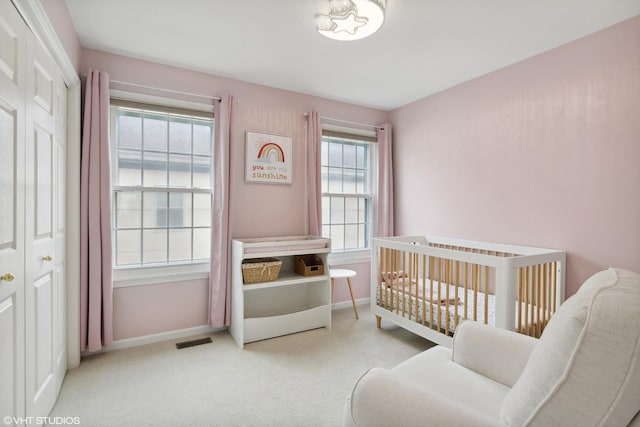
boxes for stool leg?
[376,315,381,328]
[346,277,359,319]
[330,278,335,300]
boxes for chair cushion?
[500,268,640,427]
[394,346,509,420]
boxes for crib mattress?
[377,280,496,334]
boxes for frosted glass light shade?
[316,0,385,41]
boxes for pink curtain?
[209,95,234,327]
[307,111,322,236]
[80,70,113,352]
[377,124,394,237]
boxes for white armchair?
[344,268,640,427]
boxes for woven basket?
[241,258,282,284]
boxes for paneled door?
[24,27,60,419]
[0,0,68,422]
[53,69,67,393]
[0,0,26,420]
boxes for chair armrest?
[346,367,503,427]
[452,321,538,387]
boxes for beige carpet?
[50,306,434,427]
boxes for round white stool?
[329,268,359,319]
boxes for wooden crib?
[372,236,566,347]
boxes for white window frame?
[109,91,215,287]
[320,127,378,265]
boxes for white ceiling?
[64,0,640,111]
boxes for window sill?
[327,250,371,267]
[113,262,210,288]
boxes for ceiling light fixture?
[316,0,386,41]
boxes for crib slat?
[538,264,543,337]
[473,263,479,322]
[429,256,434,329]
[403,251,408,317]
[445,258,450,335]
[422,255,426,326]
[540,264,549,334]
[454,260,460,330]
[387,248,392,311]
[517,268,523,334]
[552,261,557,315]
[463,260,469,320]
[484,265,489,325]
[530,265,536,337]
[437,257,443,332]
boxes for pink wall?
[78,49,387,340]
[331,262,371,305]
[48,1,640,341]
[390,16,640,297]
[39,0,82,72]
[79,49,389,239]
[113,280,209,340]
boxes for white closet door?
[54,74,67,391]
[0,0,26,421]
[24,29,59,419]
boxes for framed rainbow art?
[245,131,293,184]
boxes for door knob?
[1,273,15,281]
[42,255,53,261]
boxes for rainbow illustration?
[256,142,285,163]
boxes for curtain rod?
[304,113,384,130]
[102,78,222,102]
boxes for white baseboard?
[82,301,368,356]
[82,325,225,356]
[331,297,370,311]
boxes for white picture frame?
[245,131,293,184]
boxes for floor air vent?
[176,337,212,349]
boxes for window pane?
[321,196,330,225]
[328,167,342,193]
[143,152,168,187]
[320,135,373,253]
[343,144,356,168]
[322,225,330,241]
[321,140,328,166]
[169,229,191,262]
[143,229,167,263]
[193,193,211,227]
[345,197,358,223]
[328,142,342,167]
[321,166,328,193]
[193,124,212,156]
[193,227,211,260]
[193,155,211,189]
[143,117,168,152]
[331,197,344,225]
[331,225,344,250]
[112,105,214,267]
[118,115,141,149]
[116,230,141,265]
[169,154,191,187]
[356,169,366,194]
[345,225,358,250]
[169,192,191,227]
[343,168,356,193]
[169,121,191,154]
[356,145,365,169]
[117,149,141,186]
[143,192,167,228]
[116,191,141,228]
